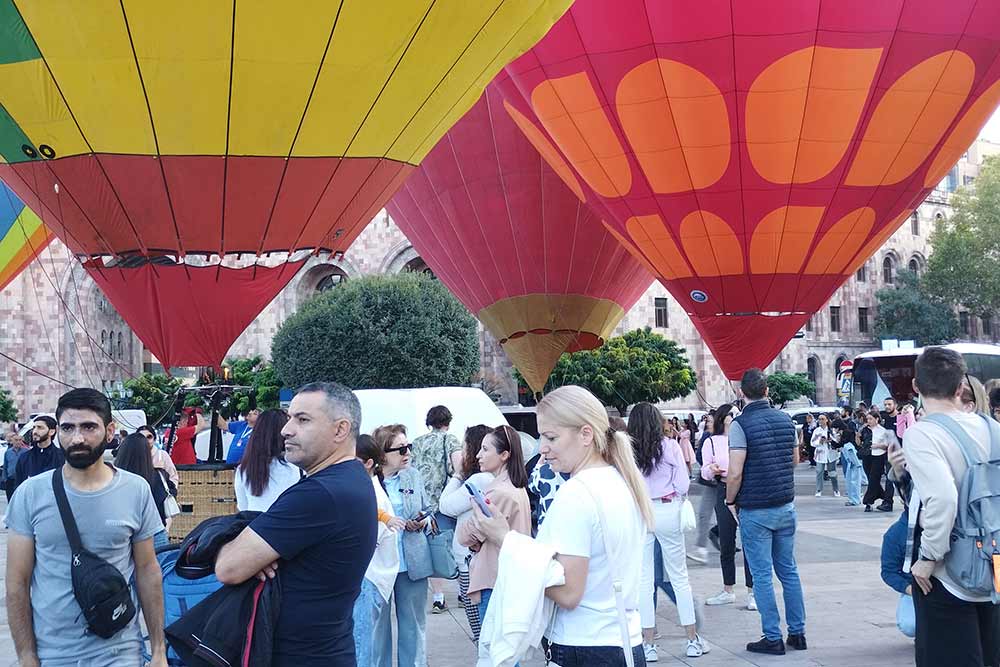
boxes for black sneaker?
[864,505,873,513]
[787,634,807,650]
[876,503,893,512]
[431,600,447,614]
[747,637,785,655]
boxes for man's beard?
[65,442,107,469]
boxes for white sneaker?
[834,491,841,497]
[687,547,709,564]
[644,642,659,662]
[814,492,822,497]
[705,590,736,606]
[746,591,758,611]
[695,634,711,655]
[686,638,703,658]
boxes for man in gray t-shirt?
[5,388,167,667]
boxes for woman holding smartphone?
[371,424,433,667]
[701,404,755,610]
[457,425,531,627]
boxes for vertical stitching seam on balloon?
[754,13,822,317]
[726,0,760,317]
[252,0,343,259]
[117,0,187,259]
[558,7,697,294]
[1,5,146,258]
[789,1,906,312]
[794,6,981,313]
[220,0,237,260]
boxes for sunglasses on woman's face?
[144,434,155,441]
[386,444,412,455]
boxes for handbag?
[697,437,719,487]
[680,498,697,532]
[159,470,181,518]
[427,521,458,579]
[52,467,137,639]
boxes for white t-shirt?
[367,476,401,602]
[234,459,302,512]
[869,424,895,456]
[537,466,644,648]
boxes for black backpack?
[51,467,137,639]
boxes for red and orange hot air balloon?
[497,0,1000,378]
[0,1,571,370]
[387,80,652,392]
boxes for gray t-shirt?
[6,467,161,661]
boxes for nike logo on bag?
[112,603,127,621]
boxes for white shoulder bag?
[576,475,637,667]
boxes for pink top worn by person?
[678,429,696,468]
[896,409,916,441]
[700,434,730,482]
[644,437,691,499]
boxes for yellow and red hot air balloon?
[387,80,652,392]
[497,0,1000,379]
[0,0,571,369]
[0,180,51,291]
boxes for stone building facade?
[2,141,998,416]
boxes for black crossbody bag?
[51,467,137,638]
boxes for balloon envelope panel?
[0,179,51,291]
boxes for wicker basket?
[169,465,237,542]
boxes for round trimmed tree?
[272,272,480,389]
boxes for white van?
[18,409,148,442]
[355,387,508,443]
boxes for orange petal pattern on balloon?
[749,206,824,274]
[616,59,730,193]
[803,207,876,275]
[924,78,1000,187]
[847,51,974,186]
[531,73,632,197]
[602,221,662,278]
[503,99,586,202]
[843,209,914,276]
[679,211,744,277]
[625,215,692,279]
[747,47,882,184]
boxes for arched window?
[117,332,124,359]
[806,357,820,402]
[856,261,867,283]
[101,330,107,347]
[316,267,348,292]
[910,212,919,236]
[908,257,920,276]
[403,256,435,279]
[883,256,895,284]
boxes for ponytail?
[606,427,655,530]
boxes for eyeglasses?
[386,444,412,454]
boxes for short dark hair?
[741,368,768,400]
[425,405,453,429]
[296,381,361,439]
[34,415,57,430]
[914,347,966,399]
[55,388,112,426]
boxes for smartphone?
[464,482,492,517]
[412,510,430,523]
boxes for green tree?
[517,327,697,415]
[0,387,18,423]
[124,373,185,425]
[874,269,960,345]
[272,272,480,389]
[766,372,816,407]
[923,154,1000,317]
[191,356,282,416]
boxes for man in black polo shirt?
[725,369,806,656]
[215,382,376,666]
[878,398,899,511]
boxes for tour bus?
[851,343,1000,407]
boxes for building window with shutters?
[654,297,669,328]
[960,311,970,335]
[858,307,869,334]
[830,306,841,333]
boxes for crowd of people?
[2,347,999,667]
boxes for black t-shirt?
[251,459,377,666]
[881,412,897,433]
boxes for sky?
[983,108,1000,143]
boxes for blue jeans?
[653,539,677,608]
[374,573,428,667]
[844,461,863,505]
[739,503,806,641]
[353,579,386,667]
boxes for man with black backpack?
[5,388,167,667]
[905,347,1000,667]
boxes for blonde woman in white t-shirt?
[470,385,655,667]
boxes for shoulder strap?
[50,467,84,554]
[575,474,636,667]
[922,413,986,467]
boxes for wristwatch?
[725,500,737,506]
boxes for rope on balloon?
[0,349,75,389]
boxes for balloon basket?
[169,464,237,542]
